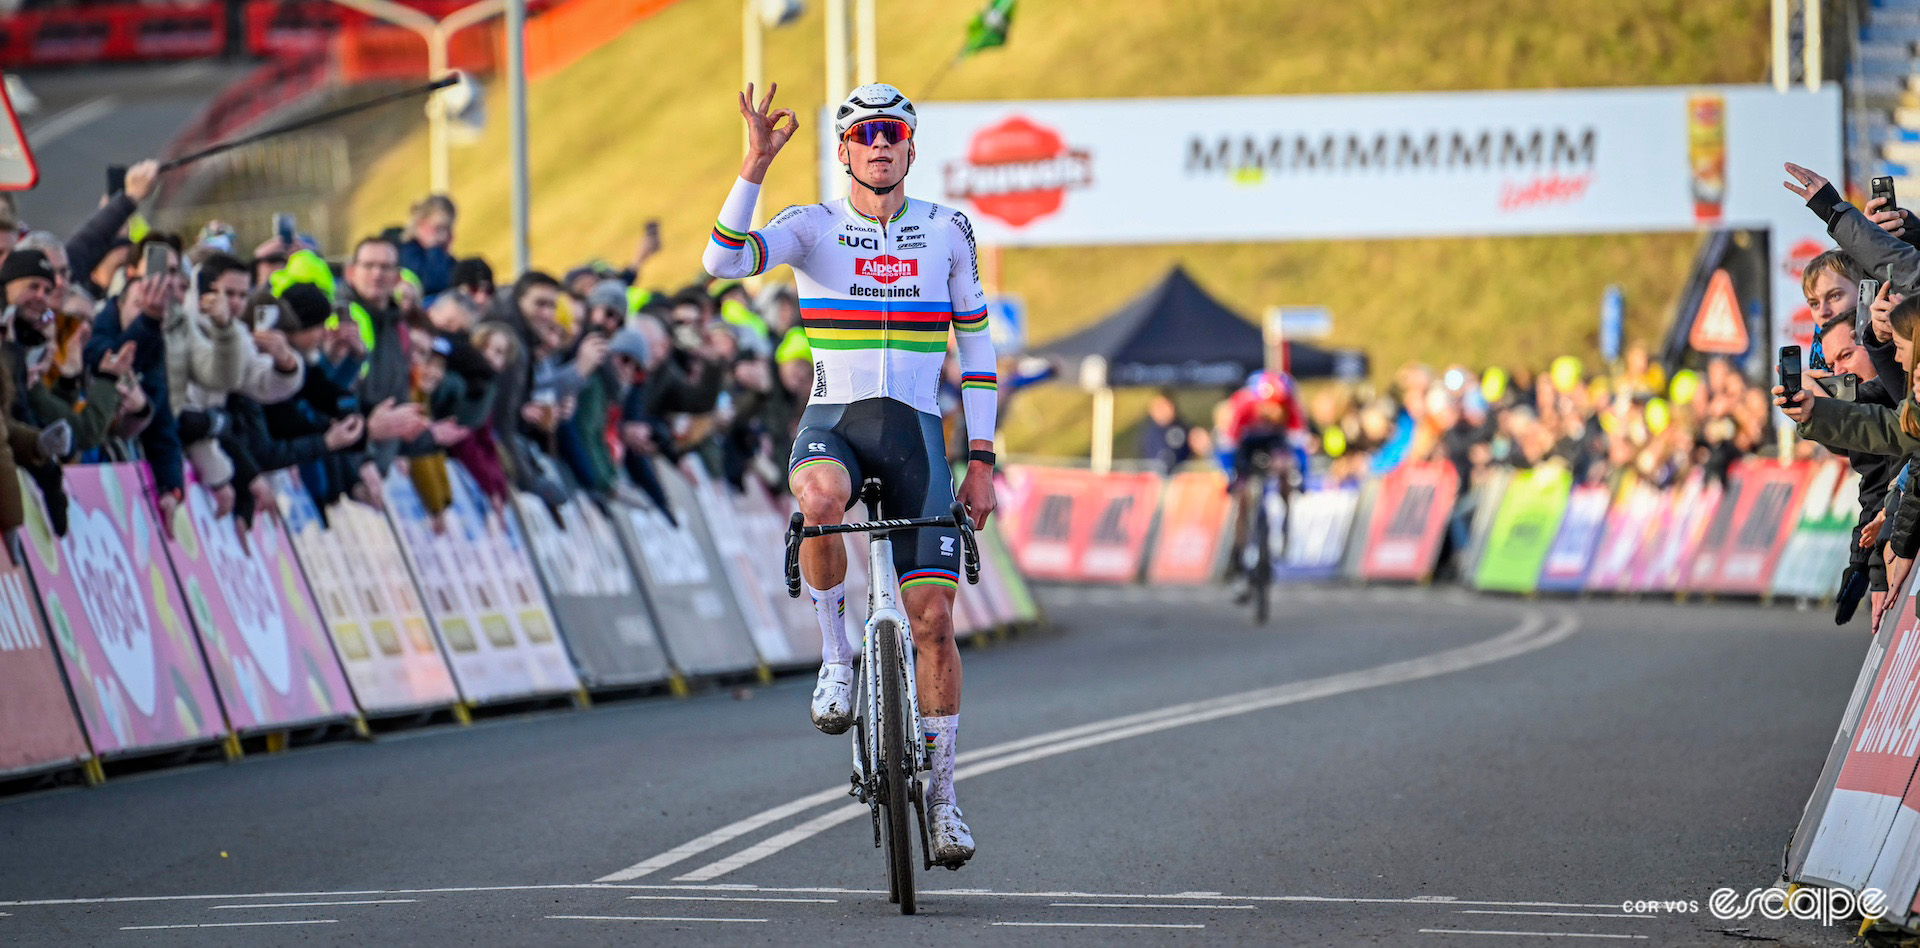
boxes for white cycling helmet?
[833,83,917,139]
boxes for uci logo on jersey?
[837,234,879,250]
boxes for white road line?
[668,611,1576,881]
[24,97,118,147]
[1420,929,1647,940]
[627,895,836,904]
[1050,902,1254,909]
[1457,910,1655,919]
[0,882,1626,910]
[122,919,338,930]
[629,609,1556,881]
[211,899,416,909]
[549,914,767,923]
[594,788,846,881]
[993,921,1205,929]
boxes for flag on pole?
[964,0,1016,56]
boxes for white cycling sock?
[807,581,853,666]
[923,714,959,808]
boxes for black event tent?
[1035,265,1368,387]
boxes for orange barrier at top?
[333,0,679,83]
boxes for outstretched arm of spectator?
[65,160,156,281]
[1793,393,1920,457]
[1788,164,1920,292]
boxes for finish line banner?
[829,86,1839,246]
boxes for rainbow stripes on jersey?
[901,567,960,592]
[961,372,996,393]
[801,297,954,353]
[953,305,989,333]
[710,221,767,276]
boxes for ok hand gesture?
[740,82,797,181]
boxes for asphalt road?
[0,585,1874,946]
[9,62,248,238]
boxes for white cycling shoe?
[809,663,855,735]
[927,802,975,869]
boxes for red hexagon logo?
[943,115,1093,228]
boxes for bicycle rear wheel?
[875,620,917,915]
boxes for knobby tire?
[876,621,917,914]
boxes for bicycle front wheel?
[875,620,917,915]
[1252,498,1272,625]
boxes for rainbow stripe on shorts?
[901,567,960,592]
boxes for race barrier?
[1473,467,1571,594]
[1358,461,1459,583]
[0,455,1039,786]
[999,457,1867,601]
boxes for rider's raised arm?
[947,209,997,446]
[702,181,824,279]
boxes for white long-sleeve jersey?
[702,177,997,442]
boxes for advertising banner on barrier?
[1004,465,1084,580]
[514,493,673,689]
[1359,461,1458,582]
[1147,469,1231,584]
[385,467,578,704]
[682,460,812,665]
[1796,575,1920,892]
[1772,462,1858,601]
[19,465,225,755]
[1585,482,1664,591]
[1675,473,1737,593]
[1454,469,1514,585]
[1278,487,1360,581]
[1076,470,1162,582]
[274,475,459,714]
[731,481,827,661]
[981,516,1040,622]
[1634,473,1723,594]
[1789,580,1898,884]
[612,459,761,677]
[162,483,357,732]
[1537,484,1612,592]
[1005,466,1162,583]
[1698,460,1814,595]
[0,543,89,775]
[1473,466,1571,593]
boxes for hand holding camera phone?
[1778,345,1803,401]
[273,212,296,245]
[1874,175,1900,215]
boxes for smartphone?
[272,212,296,244]
[254,305,277,330]
[1778,345,1803,399]
[1874,175,1900,213]
[645,219,661,240]
[141,242,170,278]
[1815,372,1860,401]
[105,164,127,197]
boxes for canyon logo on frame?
[19,465,223,755]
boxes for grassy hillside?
[346,0,1768,454]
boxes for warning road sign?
[1689,268,1748,355]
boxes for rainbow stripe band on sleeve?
[901,568,960,592]
[961,372,996,392]
[953,306,989,332]
[711,222,767,275]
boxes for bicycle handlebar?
[783,507,981,598]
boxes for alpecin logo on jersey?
[855,255,918,284]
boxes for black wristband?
[968,449,996,467]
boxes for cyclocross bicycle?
[1237,452,1292,625]
[783,479,980,915]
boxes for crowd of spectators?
[0,169,998,560]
